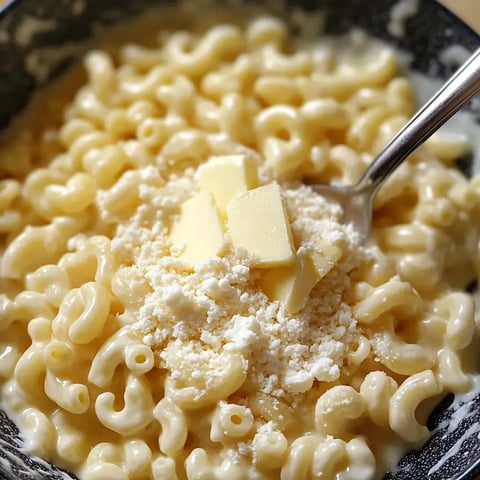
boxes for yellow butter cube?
[169,191,225,265]
[198,154,258,213]
[226,183,294,268]
[261,240,343,313]
[311,239,342,278]
[261,248,321,313]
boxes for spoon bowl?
[312,183,373,241]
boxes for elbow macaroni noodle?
[0,7,479,480]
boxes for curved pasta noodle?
[95,374,155,435]
[315,386,365,437]
[254,76,301,106]
[45,369,90,414]
[85,442,123,468]
[160,130,211,169]
[0,179,20,211]
[59,235,117,288]
[216,455,250,480]
[353,279,420,324]
[153,397,188,457]
[185,448,215,480]
[158,76,196,121]
[437,292,475,351]
[210,402,254,443]
[152,455,179,480]
[415,199,456,228]
[44,340,75,373]
[325,144,367,184]
[88,329,151,387]
[347,335,371,366]
[82,144,130,189]
[21,168,68,219]
[14,345,45,393]
[255,105,311,175]
[120,42,165,69]
[45,173,96,214]
[14,290,55,321]
[246,17,287,48]
[338,438,376,480]
[14,345,46,395]
[137,118,170,150]
[301,99,350,130]
[372,315,435,376]
[389,369,441,444]
[104,109,136,140]
[202,55,256,101]
[298,49,398,101]
[280,434,319,480]
[124,343,155,374]
[59,118,96,148]
[437,348,471,393]
[165,25,244,77]
[25,265,71,308]
[69,131,113,166]
[84,51,117,102]
[353,249,396,287]
[359,371,398,427]
[120,66,172,103]
[98,169,163,223]
[248,394,295,428]
[1,217,80,279]
[252,429,288,471]
[127,100,164,126]
[260,44,312,76]
[14,317,52,395]
[52,282,110,344]
[52,410,86,465]
[164,352,247,409]
[346,106,390,152]
[219,93,258,145]
[312,438,346,479]
[18,407,56,459]
[0,210,21,235]
[83,463,128,480]
[0,343,21,378]
[123,439,152,478]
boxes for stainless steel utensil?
[313,48,480,241]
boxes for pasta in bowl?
[0,1,479,479]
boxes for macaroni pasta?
[0,6,479,480]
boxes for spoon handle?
[357,47,480,193]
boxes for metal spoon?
[312,48,480,241]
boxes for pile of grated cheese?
[111,164,367,402]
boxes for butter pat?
[169,191,225,265]
[311,239,343,278]
[198,154,258,212]
[261,248,321,313]
[261,240,343,313]
[226,183,294,268]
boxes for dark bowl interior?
[0,1,479,479]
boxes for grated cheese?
[111,165,370,403]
